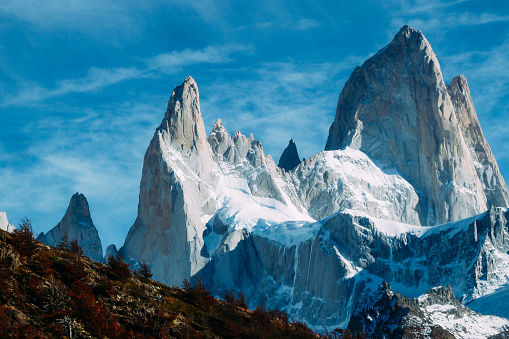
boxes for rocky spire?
[447,74,509,207]
[208,119,238,162]
[278,139,301,171]
[37,193,104,262]
[0,212,15,232]
[323,25,506,225]
[122,77,217,285]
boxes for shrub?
[107,254,131,281]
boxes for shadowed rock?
[278,139,301,171]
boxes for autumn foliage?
[0,219,343,338]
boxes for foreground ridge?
[0,227,324,338]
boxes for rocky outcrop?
[104,244,118,261]
[325,25,507,225]
[278,139,301,171]
[0,212,15,232]
[37,193,103,263]
[348,283,508,338]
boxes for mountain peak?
[67,192,91,220]
[158,76,210,157]
[395,25,419,38]
[324,25,507,225]
[278,139,301,171]
[37,193,103,262]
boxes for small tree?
[193,275,214,311]
[236,291,248,309]
[58,233,70,252]
[69,239,84,257]
[12,218,37,257]
[135,261,153,279]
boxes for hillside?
[0,221,350,338]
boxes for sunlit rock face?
[37,193,104,263]
[0,212,15,232]
[325,25,508,226]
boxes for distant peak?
[278,139,301,171]
[213,119,223,128]
[184,75,196,85]
[67,192,91,219]
[395,25,422,39]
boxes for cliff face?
[325,25,508,225]
[122,76,216,285]
[37,193,103,263]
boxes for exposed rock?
[37,193,103,263]
[278,139,301,171]
[0,212,15,232]
[325,25,507,225]
[348,283,508,338]
[122,76,216,286]
[447,74,509,208]
[104,244,118,261]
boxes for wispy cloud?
[0,0,141,41]
[254,18,321,32]
[3,44,251,105]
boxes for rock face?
[120,26,509,330]
[0,212,15,232]
[278,139,301,171]
[348,283,508,338]
[325,25,508,225]
[37,193,103,263]
[122,76,215,286]
[447,74,509,208]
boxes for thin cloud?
[399,0,468,15]
[3,44,251,105]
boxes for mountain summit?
[38,193,103,262]
[325,25,508,225]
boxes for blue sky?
[1,0,509,250]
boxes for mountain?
[37,193,104,263]
[325,25,508,226]
[119,26,509,330]
[347,282,508,338]
[0,211,15,232]
[278,139,301,171]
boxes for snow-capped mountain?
[325,25,508,226]
[38,193,104,263]
[118,25,509,331]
